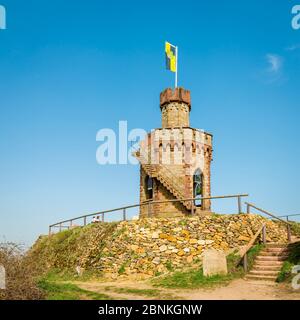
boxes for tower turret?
[160,87,191,128]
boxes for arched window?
[193,169,203,207]
[182,143,185,164]
[145,176,153,199]
[159,143,163,164]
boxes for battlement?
[160,87,191,109]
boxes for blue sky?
[0,0,300,246]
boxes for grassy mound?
[29,222,118,272]
[30,214,292,278]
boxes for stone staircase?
[134,151,192,211]
[245,244,289,281]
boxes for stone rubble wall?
[31,214,289,278]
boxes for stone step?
[245,280,277,286]
[245,243,289,282]
[264,247,289,253]
[265,243,288,248]
[256,255,288,261]
[252,265,282,271]
[255,260,283,266]
[245,274,277,281]
[249,270,279,276]
[259,251,289,257]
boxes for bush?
[0,242,44,300]
[290,222,300,237]
[277,242,300,283]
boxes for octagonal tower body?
[139,87,213,218]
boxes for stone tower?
[136,87,213,218]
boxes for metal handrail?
[245,202,291,225]
[239,223,266,272]
[141,194,248,205]
[48,193,249,235]
[245,202,292,242]
[277,213,300,221]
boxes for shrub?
[277,242,300,282]
[0,242,44,300]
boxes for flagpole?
[175,46,178,88]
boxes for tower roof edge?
[160,87,191,109]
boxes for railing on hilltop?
[277,213,300,222]
[245,202,292,242]
[48,194,249,236]
[239,202,296,272]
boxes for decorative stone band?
[160,87,191,110]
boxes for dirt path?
[72,278,300,300]
[182,279,300,300]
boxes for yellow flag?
[165,42,177,72]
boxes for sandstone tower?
[136,87,213,217]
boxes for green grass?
[37,269,110,300]
[118,263,126,274]
[105,286,161,297]
[165,260,174,272]
[152,251,245,289]
[226,251,244,275]
[277,261,294,283]
[38,279,111,300]
[247,244,265,270]
[152,268,235,289]
[277,241,300,283]
[43,268,102,282]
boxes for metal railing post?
[84,216,87,226]
[247,203,250,214]
[262,225,266,244]
[102,213,104,222]
[59,223,62,232]
[287,224,291,242]
[243,253,248,273]
[191,200,195,215]
[238,196,242,214]
[123,208,126,221]
[49,226,51,236]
